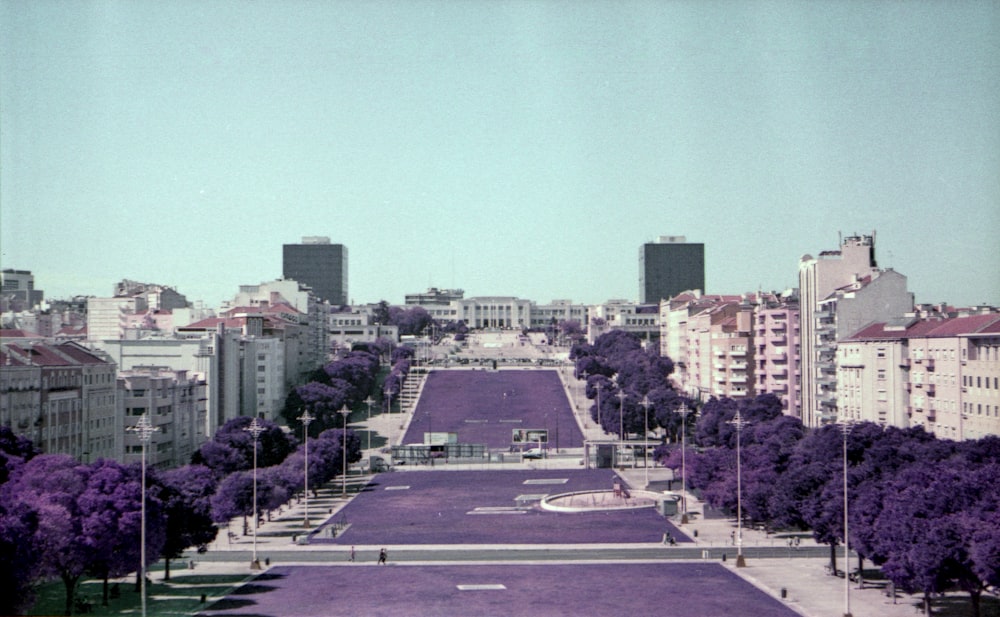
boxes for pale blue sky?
[2,0,998,308]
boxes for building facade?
[0,341,119,461]
[799,233,884,426]
[838,313,1000,440]
[752,291,801,415]
[1,269,44,310]
[119,366,207,469]
[639,236,705,304]
[282,237,348,305]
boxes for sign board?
[424,432,456,445]
[511,428,548,443]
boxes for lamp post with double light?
[727,410,749,567]
[639,395,652,487]
[338,406,351,497]
[297,410,314,529]
[363,395,374,454]
[243,417,265,570]
[678,402,692,524]
[126,413,158,617]
[839,419,854,617]
[615,389,627,466]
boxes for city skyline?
[2,1,998,308]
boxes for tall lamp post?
[363,396,374,454]
[839,419,854,617]
[127,413,158,617]
[297,410,314,529]
[243,418,265,570]
[615,389,627,467]
[338,406,351,497]
[639,395,652,487]
[727,411,749,567]
[678,402,691,524]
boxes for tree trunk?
[164,557,171,582]
[60,572,78,617]
[856,554,864,589]
[829,542,838,575]
[923,592,931,617]
[970,588,981,617]
[102,574,109,606]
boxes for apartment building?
[0,341,119,461]
[119,366,207,469]
[838,313,1000,439]
[797,233,916,426]
[753,291,801,415]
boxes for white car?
[522,448,546,460]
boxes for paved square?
[197,563,800,617]
[403,370,583,449]
[311,469,688,545]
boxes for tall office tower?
[639,236,705,304]
[282,236,348,305]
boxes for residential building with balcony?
[659,291,742,399]
[119,366,207,469]
[838,312,1000,440]
[799,233,889,426]
[812,268,914,424]
[1,341,119,461]
[753,290,800,415]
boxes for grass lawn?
[27,563,253,617]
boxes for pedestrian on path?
[350,546,355,562]
[378,548,387,564]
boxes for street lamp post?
[126,413,158,617]
[727,411,749,567]
[593,377,603,432]
[839,419,855,617]
[678,402,691,524]
[639,395,652,487]
[363,396,374,455]
[615,389,627,466]
[243,418,265,570]
[297,410,314,529]
[580,371,589,428]
[338,406,351,497]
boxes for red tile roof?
[925,314,1000,337]
[846,315,1000,341]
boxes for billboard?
[511,428,548,443]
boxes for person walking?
[378,548,387,565]
[349,546,355,562]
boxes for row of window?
[963,402,1000,417]
[964,375,1000,389]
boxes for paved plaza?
[187,334,952,617]
[195,563,800,617]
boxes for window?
[877,348,886,358]
[877,369,886,381]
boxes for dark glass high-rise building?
[282,237,348,305]
[639,236,705,303]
